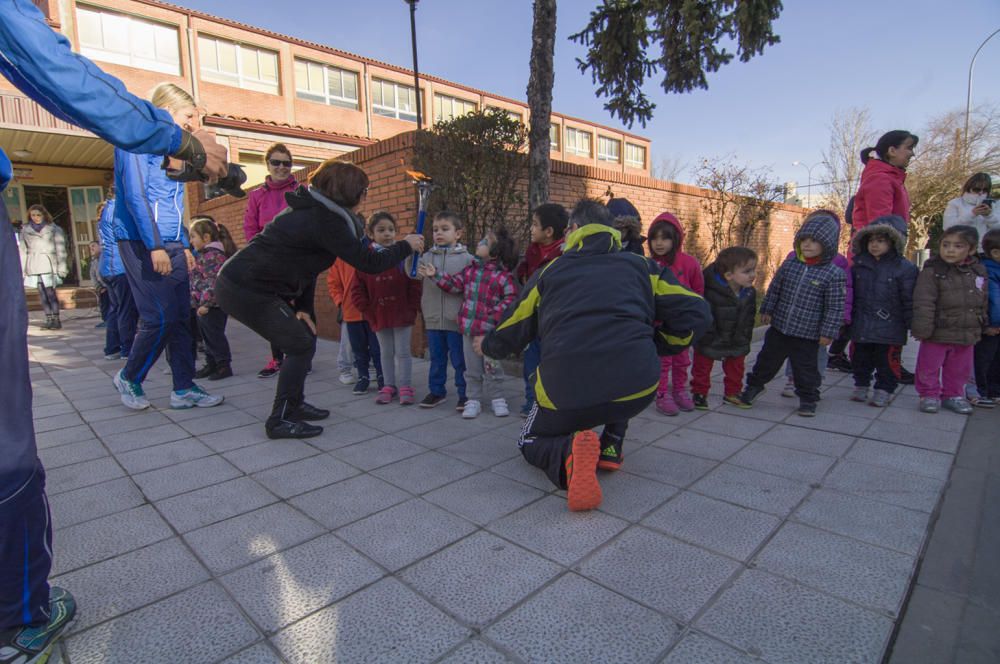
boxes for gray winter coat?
[849,216,918,346]
[19,222,68,287]
[407,244,474,332]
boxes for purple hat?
[607,197,640,220]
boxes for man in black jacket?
[477,199,711,511]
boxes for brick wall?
[190,131,809,353]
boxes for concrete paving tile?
[862,418,962,454]
[197,423,273,452]
[916,467,985,594]
[887,586,964,664]
[727,442,836,484]
[156,477,278,533]
[32,401,78,419]
[643,491,780,560]
[754,522,914,615]
[180,408,258,436]
[697,569,893,664]
[878,401,968,432]
[336,498,476,571]
[49,477,146,529]
[845,438,954,480]
[221,533,384,632]
[793,489,930,556]
[52,505,173,575]
[222,439,321,474]
[969,474,1000,612]
[184,503,325,574]
[400,531,561,626]
[753,423,855,457]
[251,453,360,499]
[580,526,739,621]
[370,450,479,494]
[218,643,286,664]
[489,456,557,491]
[46,456,125,494]
[485,573,679,664]
[393,417,485,448]
[687,411,776,440]
[651,429,749,461]
[100,422,192,453]
[439,430,521,468]
[91,411,171,437]
[79,403,151,423]
[620,415,679,443]
[823,460,945,513]
[272,577,469,663]
[438,640,515,663]
[356,406,453,434]
[812,393,882,419]
[423,471,545,525]
[595,470,679,521]
[329,434,425,470]
[35,424,95,449]
[690,463,812,516]
[488,496,628,566]
[33,411,86,433]
[662,632,761,663]
[623,446,718,487]
[114,437,213,474]
[37,438,107,469]
[784,411,873,436]
[290,475,411,529]
[132,454,243,501]
[305,419,385,451]
[53,538,209,633]
[64,582,259,664]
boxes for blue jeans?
[427,329,466,398]
[346,320,383,384]
[523,339,541,405]
[104,273,137,356]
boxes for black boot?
[40,315,53,329]
[208,364,233,380]
[194,360,217,379]
[289,401,330,421]
[266,419,323,439]
[50,314,62,330]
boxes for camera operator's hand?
[403,234,425,254]
[193,128,227,180]
[150,249,172,276]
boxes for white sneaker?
[491,398,510,417]
[781,381,795,398]
[113,369,149,410]
[170,384,225,409]
[338,370,355,385]
[461,399,482,419]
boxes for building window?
[550,123,560,150]
[198,36,279,94]
[293,59,359,109]
[565,127,592,157]
[77,6,180,75]
[597,136,621,163]
[371,79,418,122]
[434,93,477,123]
[486,105,523,123]
[625,143,647,168]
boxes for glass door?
[68,186,105,284]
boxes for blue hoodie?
[983,256,1000,328]
[98,198,124,276]
[113,147,188,249]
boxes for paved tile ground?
[29,311,974,663]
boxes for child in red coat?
[351,212,422,405]
[648,212,705,415]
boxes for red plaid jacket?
[435,258,517,336]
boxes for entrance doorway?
[21,184,105,286]
[23,185,76,286]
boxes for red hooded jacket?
[647,213,705,295]
[350,249,422,332]
[516,239,563,283]
[852,158,910,234]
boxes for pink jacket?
[852,158,910,233]
[647,212,705,295]
[242,176,300,243]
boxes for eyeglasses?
[269,159,292,168]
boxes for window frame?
[293,58,360,110]
[76,4,181,75]
[625,143,647,168]
[371,78,419,122]
[597,136,622,163]
[198,34,280,95]
[433,93,477,124]
[565,127,592,157]
[549,123,561,151]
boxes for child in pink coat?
[648,212,704,415]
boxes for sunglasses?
[269,159,292,168]
[970,188,989,194]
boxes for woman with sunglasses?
[944,172,997,251]
[244,143,302,378]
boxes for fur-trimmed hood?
[852,214,907,256]
[614,215,645,242]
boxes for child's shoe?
[461,399,482,419]
[257,358,281,378]
[491,397,510,417]
[399,386,415,405]
[851,386,869,403]
[455,396,469,411]
[723,394,746,408]
[0,586,76,663]
[352,377,370,395]
[941,397,974,415]
[780,381,796,398]
[692,393,709,410]
[797,401,817,417]
[972,396,996,408]
[171,384,224,409]
[656,391,679,416]
[738,385,764,407]
[827,353,852,373]
[194,361,217,379]
[566,430,602,511]
[338,370,355,385]
[673,389,695,412]
[419,393,446,408]
[918,397,940,413]
[375,386,396,404]
[869,389,891,408]
[113,369,149,410]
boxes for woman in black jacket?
[217,160,423,439]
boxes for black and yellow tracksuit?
[482,224,711,488]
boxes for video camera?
[164,159,247,199]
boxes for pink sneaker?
[375,386,396,404]
[656,391,679,416]
[399,386,415,405]
[673,389,695,412]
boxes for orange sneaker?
[566,431,602,511]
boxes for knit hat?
[606,197,640,220]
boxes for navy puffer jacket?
[849,216,918,345]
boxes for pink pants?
[915,341,974,399]
[659,348,692,395]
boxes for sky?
[181,0,1000,192]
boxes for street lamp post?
[964,27,1000,167]
[792,160,817,207]
[404,0,423,130]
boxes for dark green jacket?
[482,224,711,411]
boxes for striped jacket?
[434,258,518,336]
[482,224,712,411]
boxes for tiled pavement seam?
[31,312,957,662]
